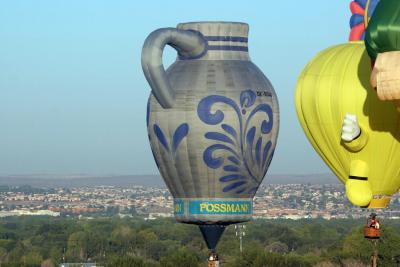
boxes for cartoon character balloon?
[295,0,400,208]
[142,22,279,257]
[365,0,400,104]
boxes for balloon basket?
[364,226,380,239]
[208,251,220,267]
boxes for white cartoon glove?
[341,113,361,142]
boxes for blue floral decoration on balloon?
[147,97,160,169]
[197,89,274,194]
[153,122,189,156]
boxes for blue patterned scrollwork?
[197,89,274,194]
[153,122,189,156]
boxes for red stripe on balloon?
[349,23,365,41]
[350,1,365,15]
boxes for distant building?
[146,212,173,220]
[60,263,97,267]
[0,209,60,217]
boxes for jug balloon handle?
[141,28,207,108]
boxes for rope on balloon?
[349,0,379,41]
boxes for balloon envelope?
[144,22,279,225]
[295,41,400,208]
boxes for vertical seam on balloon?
[164,121,181,196]
[174,92,193,197]
[395,117,400,194]
[385,129,397,195]
[297,47,340,181]
[185,97,197,199]
[177,114,192,198]
[207,64,213,198]
[161,116,183,197]
[299,72,328,174]
[316,45,350,182]
[394,130,400,194]
[334,46,345,179]
[171,114,186,197]
[323,46,346,178]
[153,117,177,196]
[364,0,371,28]
[392,3,400,51]
[337,45,359,179]
[382,136,398,195]
[337,44,361,179]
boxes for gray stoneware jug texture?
[142,22,279,224]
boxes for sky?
[0,1,352,176]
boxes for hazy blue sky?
[0,1,351,175]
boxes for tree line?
[0,216,400,266]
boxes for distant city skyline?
[1,183,393,220]
[0,173,340,187]
[0,1,351,175]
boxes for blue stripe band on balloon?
[207,45,248,52]
[189,200,253,215]
[174,200,184,216]
[355,0,367,8]
[204,36,248,43]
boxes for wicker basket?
[364,226,380,239]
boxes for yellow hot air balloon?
[295,41,400,208]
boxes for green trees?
[20,251,43,267]
[40,259,55,267]
[66,231,88,261]
[0,216,400,266]
[227,247,315,267]
[266,241,289,254]
[339,226,400,267]
[106,255,156,267]
[159,248,201,267]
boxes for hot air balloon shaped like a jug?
[142,22,279,259]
